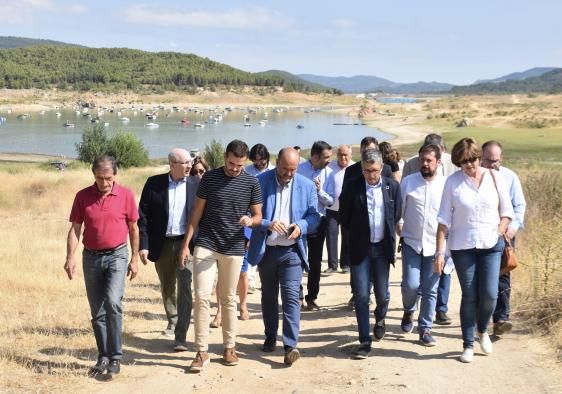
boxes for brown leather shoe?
[223,347,239,366]
[189,351,210,372]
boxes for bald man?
[138,148,199,351]
[248,148,320,366]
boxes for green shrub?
[75,125,149,168]
[203,139,224,169]
[108,132,149,168]
[75,124,108,163]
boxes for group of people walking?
[64,132,525,378]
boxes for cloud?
[332,19,357,29]
[0,0,86,23]
[124,5,291,30]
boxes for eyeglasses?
[362,168,381,174]
[459,157,478,165]
[483,158,500,164]
[194,169,205,175]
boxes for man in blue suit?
[138,148,199,351]
[248,147,320,366]
[339,149,401,360]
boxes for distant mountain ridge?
[474,67,560,84]
[0,36,82,49]
[298,73,454,94]
[256,70,340,93]
[452,68,562,94]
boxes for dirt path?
[75,255,560,394]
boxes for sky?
[1,0,561,85]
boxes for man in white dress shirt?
[397,144,445,346]
[481,140,526,336]
[325,145,354,273]
[402,133,458,326]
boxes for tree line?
[0,46,333,93]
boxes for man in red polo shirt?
[65,154,140,378]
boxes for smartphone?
[287,226,295,237]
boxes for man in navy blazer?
[339,149,401,360]
[248,147,320,366]
[138,148,199,351]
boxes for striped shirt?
[195,167,262,255]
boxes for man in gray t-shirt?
[179,139,263,373]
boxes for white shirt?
[245,162,275,176]
[437,168,514,250]
[266,177,295,246]
[499,166,526,232]
[400,172,445,256]
[326,160,354,212]
[366,179,385,243]
[297,160,334,215]
[167,175,187,236]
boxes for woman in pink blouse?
[434,138,513,363]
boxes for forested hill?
[0,46,312,92]
[0,36,82,49]
[451,69,562,94]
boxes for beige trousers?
[193,246,243,351]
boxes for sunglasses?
[459,157,478,165]
[194,169,205,175]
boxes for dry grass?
[511,169,562,351]
[0,164,164,391]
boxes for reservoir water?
[0,106,391,158]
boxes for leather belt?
[166,234,185,241]
[85,243,127,255]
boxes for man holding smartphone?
[248,147,320,366]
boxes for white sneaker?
[478,332,493,355]
[460,347,474,363]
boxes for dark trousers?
[258,245,303,348]
[155,238,193,342]
[82,246,128,361]
[435,273,451,313]
[493,238,515,322]
[325,209,350,270]
[305,216,327,302]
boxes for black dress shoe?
[88,359,108,377]
[373,319,386,341]
[107,360,120,375]
[262,337,277,352]
[435,311,452,325]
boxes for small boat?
[146,113,158,120]
[17,114,31,120]
[244,123,252,127]
[119,117,130,122]
[181,118,190,125]
[39,110,45,115]
[63,121,75,127]
[104,122,109,127]
[75,110,81,115]
[259,120,267,126]
[56,112,62,117]
[193,123,205,128]
[296,124,304,129]
[145,122,159,128]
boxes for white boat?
[259,120,267,126]
[145,122,159,128]
[63,121,75,127]
[244,123,252,127]
[39,110,45,115]
[193,123,205,128]
[119,117,130,122]
[55,112,61,117]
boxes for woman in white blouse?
[434,138,513,363]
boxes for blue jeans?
[435,273,451,313]
[451,237,504,349]
[494,238,515,322]
[401,244,440,332]
[258,245,303,348]
[350,242,390,345]
[82,245,128,361]
[176,266,193,343]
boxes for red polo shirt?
[69,182,139,251]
